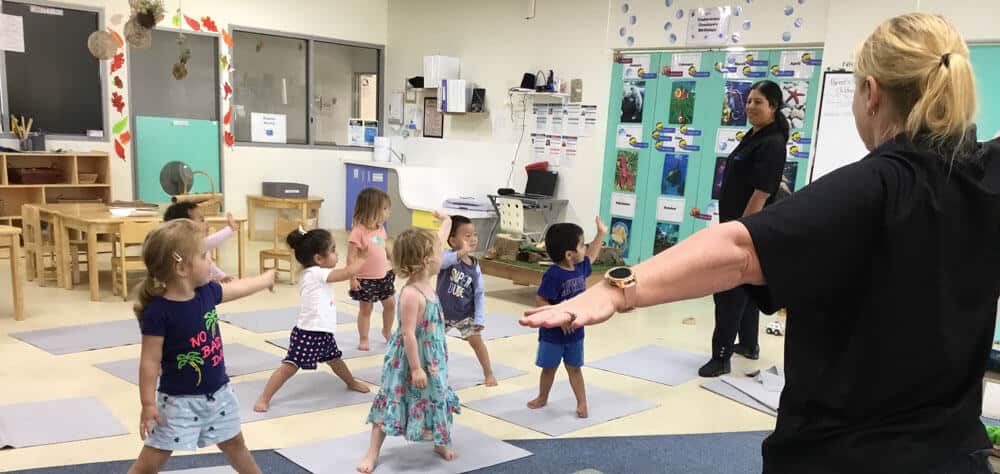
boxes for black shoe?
[733,343,760,360]
[698,358,731,377]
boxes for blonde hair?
[353,187,391,229]
[854,13,976,150]
[392,228,437,279]
[133,219,203,320]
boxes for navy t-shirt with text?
[140,282,228,395]
[537,257,591,344]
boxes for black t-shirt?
[719,121,788,222]
[741,134,1000,473]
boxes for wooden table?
[479,258,606,288]
[0,225,24,320]
[29,204,247,301]
[247,195,324,240]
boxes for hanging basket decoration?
[87,29,117,59]
[172,62,188,80]
[131,0,165,27]
[123,18,151,49]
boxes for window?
[231,27,382,148]
[2,1,105,136]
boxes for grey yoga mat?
[95,343,283,385]
[277,424,532,474]
[9,319,141,355]
[220,307,357,333]
[231,372,374,423]
[701,379,778,417]
[0,397,128,448]
[351,352,527,391]
[447,313,537,341]
[463,381,657,437]
[589,345,707,387]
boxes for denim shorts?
[145,384,242,451]
[536,339,585,368]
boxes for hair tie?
[297,225,307,235]
[940,53,951,68]
[172,252,183,262]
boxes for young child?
[163,201,237,283]
[357,227,461,473]
[128,219,276,474]
[348,187,396,351]
[253,227,371,412]
[527,217,607,419]
[435,213,496,386]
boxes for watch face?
[609,267,632,279]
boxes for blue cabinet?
[345,163,389,230]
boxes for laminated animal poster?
[653,222,680,255]
[609,217,632,258]
[620,81,646,123]
[614,149,639,193]
[669,81,696,125]
[661,153,688,196]
[721,81,752,126]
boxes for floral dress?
[366,285,461,446]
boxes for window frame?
[230,25,384,150]
[0,0,109,141]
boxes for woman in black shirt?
[523,13,997,474]
[701,80,790,377]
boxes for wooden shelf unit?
[0,152,112,226]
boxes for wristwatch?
[605,266,637,312]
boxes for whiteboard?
[810,71,870,182]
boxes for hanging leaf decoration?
[111,53,125,73]
[201,16,217,32]
[171,12,180,27]
[114,139,126,160]
[224,131,234,147]
[221,30,234,48]
[184,15,201,31]
[223,82,232,100]
[108,27,124,47]
[112,92,125,113]
[219,55,228,71]
[119,131,132,145]
[113,76,123,89]
[113,116,129,134]
[223,105,232,125]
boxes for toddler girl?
[348,187,396,350]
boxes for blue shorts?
[536,339,584,368]
[145,384,242,451]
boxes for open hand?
[595,216,608,235]
[521,281,622,330]
[350,277,361,291]
[139,404,162,440]
[410,368,428,389]
[432,209,449,221]
[226,212,237,232]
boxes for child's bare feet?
[348,380,371,393]
[433,445,457,461]
[356,451,378,473]
[527,396,547,409]
[252,399,269,413]
[358,339,370,351]
[484,374,498,387]
[576,403,589,418]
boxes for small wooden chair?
[112,220,159,300]
[260,218,304,284]
[21,205,79,286]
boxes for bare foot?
[253,399,269,413]
[358,339,370,351]
[526,397,547,409]
[484,374,498,387]
[577,403,589,418]
[348,380,371,393]
[382,328,392,341]
[356,452,378,473]
[433,445,457,461]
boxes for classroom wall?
[1,0,387,230]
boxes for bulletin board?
[601,48,823,264]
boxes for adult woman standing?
[523,13,997,473]
[700,80,790,377]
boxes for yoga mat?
[720,373,783,411]
[231,372,374,423]
[10,319,141,355]
[0,397,128,448]
[701,380,777,417]
[221,307,356,334]
[95,344,282,385]
[352,353,527,391]
[277,424,532,474]
[163,468,236,474]
[268,329,387,361]
[447,313,536,341]
[589,345,706,387]
[463,381,657,437]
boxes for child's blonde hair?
[133,219,203,320]
[392,228,437,279]
[353,187,391,229]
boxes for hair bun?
[286,230,305,249]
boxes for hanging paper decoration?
[219,55,228,71]
[112,92,125,113]
[224,131,234,147]
[108,27,124,48]
[87,30,118,60]
[119,131,132,145]
[113,116,129,135]
[111,53,125,73]
[124,18,152,49]
[201,16,218,32]
[171,12,181,27]
[184,15,201,31]
[222,30,234,48]
[114,139,126,160]
[113,76,124,89]
[223,105,232,125]
[110,13,124,26]
[223,82,232,100]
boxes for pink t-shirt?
[349,225,389,279]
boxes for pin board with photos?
[601,48,824,264]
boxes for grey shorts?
[145,384,242,451]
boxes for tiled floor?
[0,231,783,471]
